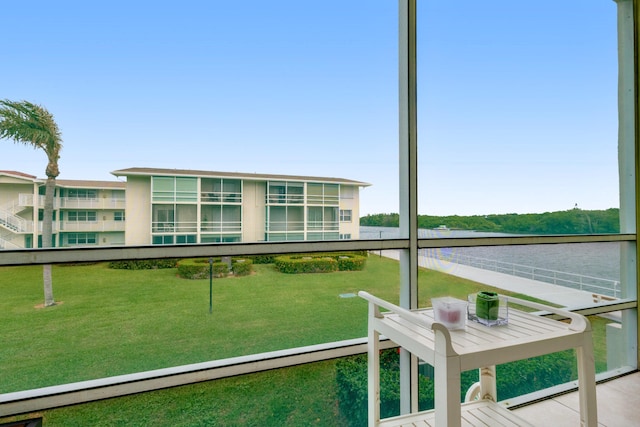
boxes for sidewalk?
[380,250,596,308]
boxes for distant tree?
[0,100,62,307]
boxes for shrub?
[336,254,367,271]
[336,349,436,427]
[273,253,367,274]
[335,348,575,426]
[232,258,253,276]
[274,255,339,274]
[177,258,228,279]
[108,259,178,270]
[247,254,277,264]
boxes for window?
[176,235,196,244]
[267,181,304,204]
[152,205,175,232]
[152,235,174,245]
[66,189,97,199]
[67,211,97,222]
[152,176,197,202]
[201,178,242,203]
[307,183,339,205]
[114,211,125,221]
[0,2,636,421]
[66,233,97,245]
[340,209,352,222]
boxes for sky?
[1,1,620,216]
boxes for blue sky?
[2,1,619,216]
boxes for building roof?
[55,179,126,189]
[0,171,125,189]
[111,167,371,187]
[0,170,38,180]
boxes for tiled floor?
[512,371,639,426]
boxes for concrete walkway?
[380,250,596,308]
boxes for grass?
[0,255,612,425]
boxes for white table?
[358,291,598,427]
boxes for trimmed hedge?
[108,259,178,270]
[336,350,436,427]
[176,258,228,279]
[176,258,253,279]
[274,256,338,274]
[274,253,367,274]
[335,348,575,426]
[231,258,253,276]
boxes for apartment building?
[111,167,369,245]
[0,168,369,248]
[0,170,126,249]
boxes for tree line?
[360,208,620,235]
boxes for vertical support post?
[367,302,381,427]
[398,0,419,414]
[615,0,639,369]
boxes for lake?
[360,226,620,284]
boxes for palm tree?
[0,100,62,307]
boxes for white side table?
[358,291,597,427]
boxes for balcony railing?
[201,192,242,203]
[58,197,126,210]
[200,221,242,233]
[266,194,304,204]
[152,221,198,233]
[59,220,125,232]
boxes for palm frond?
[0,99,63,177]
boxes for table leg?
[434,331,461,427]
[479,365,497,401]
[576,337,598,426]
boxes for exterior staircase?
[0,230,22,249]
[0,196,34,234]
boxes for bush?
[336,254,367,271]
[232,258,253,276]
[247,254,277,264]
[176,259,228,279]
[335,348,575,426]
[274,255,339,274]
[273,253,367,274]
[336,349,436,427]
[108,259,178,270]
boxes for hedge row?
[108,259,179,270]
[336,350,437,427]
[335,348,575,426]
[273,253,367,274]
[176,258,253,279]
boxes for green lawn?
[0,255,611,426]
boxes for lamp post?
[209,257,213,314]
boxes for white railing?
[58,197,126,210]
[59,221,125,232]
[0,235,21,249]
[0,208,33,233]
[17,194,56,209]
[422,250,621,298]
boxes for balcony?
[58,197,125,210]
[58,220,125,232]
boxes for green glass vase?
[476,291,499,320]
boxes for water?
[360,226,620,283]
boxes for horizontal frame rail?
[0,234,634,267]
[0,338,398,417]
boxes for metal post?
[209,257,213,314]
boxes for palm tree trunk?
[42,177,55,306]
